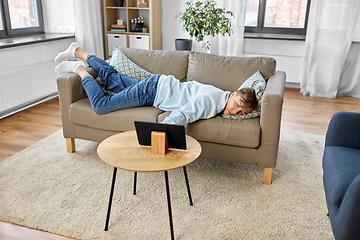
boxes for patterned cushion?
[222,71,266,120]
[95,48,153,95]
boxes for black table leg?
[183,166,193,206]
[164,171,174,240]
[104,167,117,231]
[133,172,137,195]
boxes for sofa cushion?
[69,98,164,132]
[157,112,260,148]
[323,146,360,208]
[110,48,153,79]
[187,52,276,92]
[95,48,153,95]
[120,48,190,82]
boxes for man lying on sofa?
[55,42,257,127]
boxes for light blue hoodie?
[153,75,231,127]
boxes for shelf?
[128,32,150,35]
[127,7,149,10]
[106,7,127,9]
[107,31,150,35]
[103,0,162,58]
[106,6,149,10]
[107,31,127,34]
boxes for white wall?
[161,0,305,84]
[0,0,76,117]
[161,0,360,85]
[162,0,190,51]
[161,0,306,54]
[0,38,75,118]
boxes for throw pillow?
[222,71,266,120]
[95,48,153,95]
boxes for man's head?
[223,88,258,116]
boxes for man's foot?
[55,61,86,74]
[55,42,79,62]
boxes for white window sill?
[0,33,75,49]
[244,32,306,41]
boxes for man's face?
[223,92,253,116]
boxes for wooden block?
[151,131,168,155]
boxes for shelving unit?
[103,0,162,59]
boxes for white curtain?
[73,0,104,59]
[300,0,360,98]
[338,19,360,98]
[192,0,246,56]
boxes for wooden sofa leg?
[263,168,272,185]
[66,138,75,153]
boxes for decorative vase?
[137,0,147,7]
[115,0,124,7]
[175,39,192,51]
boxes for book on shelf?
[110,28,126,32]
[112,24,127,28]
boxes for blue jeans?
[81,55,160,115]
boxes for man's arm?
[161,96,220,127]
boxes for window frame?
[245,0,312,36]
[0,0,44,38]
[0,3,6,38]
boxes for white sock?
[55,42,79,62]
[55,61,85,74]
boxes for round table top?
[97,131,202,172]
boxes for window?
[245,0,311,35]
[0,0,44,38]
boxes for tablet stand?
[151,131,169,155]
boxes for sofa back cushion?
[119,48,189,82]
[187,52,276,92]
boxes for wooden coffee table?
[97,130,202,240]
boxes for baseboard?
[0,92,58,119]
[285,82,300,89]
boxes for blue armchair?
[323,111,360,240]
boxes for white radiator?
[244,54,303,84]
[0,61,58,118]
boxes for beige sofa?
[57,48,286,184]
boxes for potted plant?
[142,23,149,33]
[176,0,234,51]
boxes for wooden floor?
[0,89,359,239]
[282,88,360,135]
[0,98,62,162]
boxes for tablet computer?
[134,121,187,150]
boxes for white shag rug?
[0,130,333,240]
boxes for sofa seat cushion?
[188,116,260,148]
[157,111,260,148]
[187,116,261,148]
[69,98,164,132]
[323,146,360,208]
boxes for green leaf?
[177,0,234,42]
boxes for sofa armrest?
[331,173,360,240]
[325,112,360,150]
[57,72,87,138]
[57,67,98,137]
[259,70,286,167]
